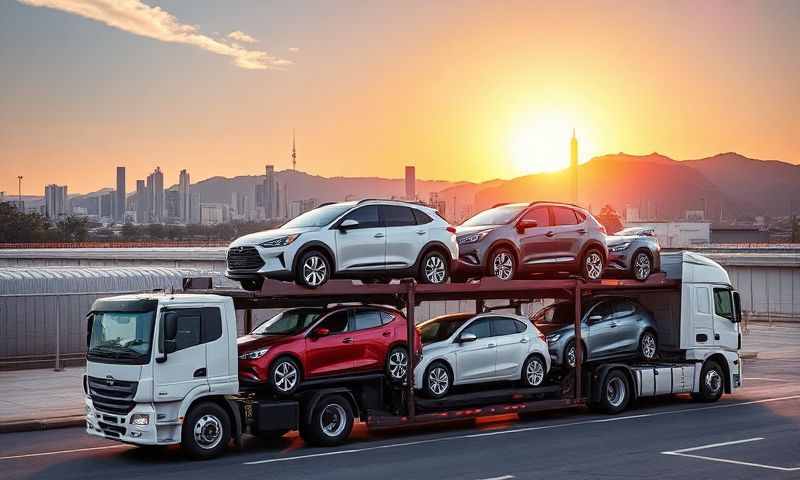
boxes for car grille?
[88,376,138,415]
[227,246,265,271]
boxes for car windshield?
[418,315,472,344]
[461,204,527,226]
[253,308,322,335]
[282,203,354,228]
[87,311,155,363]
[617,227,652,236]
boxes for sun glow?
[508,112,576,175]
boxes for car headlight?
[608,242,631,253]
[546,334,561,343]
[457,230,491,245]
[259,234,300,248]
[239,347,269,360]
[131,413,150,426]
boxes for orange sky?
[1,1,798,195]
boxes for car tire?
[691,360,724,403]
[582,248,605,281]
[489,247,516,281]
[423,361,452,399]
[301,394,354,447]
[419,250,449,284]
[181,402,231,460]
[639,330,658,361]
[521,354,547,387]
[386,346,409,384]
[296,250,331,288]
[269,356,302,396]
[598,370,630,414]
[240,279,264,291]
[631,251,652,281]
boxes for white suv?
[226,199,458,289]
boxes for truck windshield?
[87,311,156,364]
[460,204,527,227]
[253,308,322,335]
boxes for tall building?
[231,192,248,219]
[99,191,114,219]
[44,184,68,219]
[200,203,228,225]
[165,188,181,219]
[189,191,201,224]
[405,166,415,201]
[178,169,190,223]
[135,180,147,223]
[264,165,276,218]
[146,167,165,222]
[570,129,578,204]
[115,166,125,222]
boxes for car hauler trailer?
[83,252,742,459]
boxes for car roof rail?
[491,202,512,208]
[316,201,338,208]
[356,198,427,207]
[528,200,586,210]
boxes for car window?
[380,311,395,325]
[352,309,383,330]
[587,302,613,323]
[461,318,492,339]
[491,317,519,336]
[713,288,734,321]
[382,205,416,227]
[317,310,350,334]
[552,206,579,226]
[575,210,587,222]
[412,209,433,225]
[521,207,551,227]
[614,301,636,317]
[514,319,528,333]
[341,205,381,229]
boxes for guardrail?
[0,241,230,249]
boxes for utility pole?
[17,176,23,203]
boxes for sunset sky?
[1,0,798,195]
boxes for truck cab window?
[713,288,734,321]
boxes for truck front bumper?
[85,397,179,446]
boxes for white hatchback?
[415,312,551,398]
[226,200,458,289]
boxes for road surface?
[2,356,799,480]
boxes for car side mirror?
[588,315,602,323]
[312,327,331,338]
[339,219,359,231]
[516,219,537,233]
[458,332,477,343]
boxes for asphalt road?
[2,357,800,480]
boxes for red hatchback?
[238,305,420,395]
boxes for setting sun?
[508,113,575,174]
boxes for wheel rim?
[566,345,576,368]
[428,366,449,395]
[585,252,603,280]
[493,252,514,280]
[526,358,545,386]
[424,255,447,284]
[705,369,722,394]
[606,377,626,408]
[303,255,327,286]
[193,414,223,450]
[273,361,298,392]
[319,403,347,438]
[389,350,408,380]
[634,253,651,280]
[641,333,657,359]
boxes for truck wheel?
[181,402,231,460]
[423,361,452,399]
[691,360,724,402]
[269,357,302,396]
[521,354,547,387]
[386,346,409,383]
[599,370,630,414]
[301,394,354,446]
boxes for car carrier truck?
[83,251,742,459]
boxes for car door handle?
[545,231,555,237]
[714,333,720,340]
[382,331,391,337]
[193,368,206,378]
[609,322,617,328]
[342,337,353,344]
[416,230,426,235]
[374,232,385,238]
[577,228,587,234]
[520,338,529,343]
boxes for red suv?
[238,305,421,395]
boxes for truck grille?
[227,246,265,271]
[88,376,138,415]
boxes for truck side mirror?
[157,312,179,363]
[733,291,742,323]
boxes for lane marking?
[477,476,514,480]
[244,394,800,466]
[743,377,789,382]
[662,437,800,472]
[0,445,130,461]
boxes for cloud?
[227,30,256,44]
[19,0,290,70]
[288,47,300,52]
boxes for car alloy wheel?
[641,332,657,360]
[273,360,299,393]
[302,254,328,287]
[388,348,408,381]
[492,251,514,280]
[584,251,603,280]
[424,254,447,284]
[193,414,224,450]
[428,365,450,396]
[633,252,651,281]
[525,357,545,386]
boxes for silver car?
[414,312,551,399]
[531,297,658,368]
[606,227,661,281]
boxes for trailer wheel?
[301,394,354,446]
[691,360,724,402]
[181,402,231,460]
[598,370,630,414]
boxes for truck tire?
[598,370,630,414]
[181,402,231,460]
[691,360,724,402]
[301,394,354,446]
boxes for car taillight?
[446,226,457,234]
[538,331,546,342]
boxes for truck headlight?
[239,347,270,360]
[608,242,631,253]
[259,234,300,248]
[131,414,150,426]
[457,230,491,245]
[546,334,561,343]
